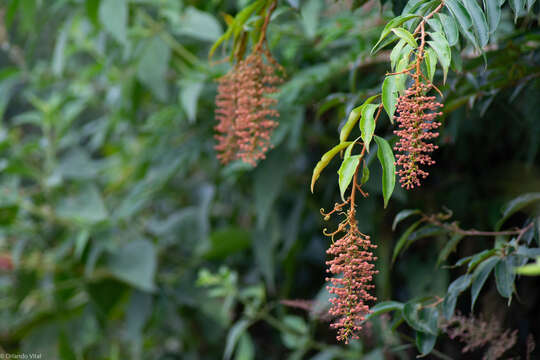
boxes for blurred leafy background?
[0,0,539,359]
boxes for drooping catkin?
[214,49,282,166]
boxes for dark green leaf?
[484,0,502,33]
[364,301,404,321]
[360,104,378,152]
[311,142,352,193]
[496,193,540,230]
[372,14,420,54]
[338,155,361,201]
[392,209,421,231]
[416,331,437,356]
[382,76,399,122]
[393,220,423,263]
[225,319,251,360]
[463,0,490,47]
[495,258,515,299]
[471,256,498,310]
[99,0,127,44]
[374,136,396,208]
[443,274,472,319]
[437,233,465,266]
[437,13,459,46]
[107,239,157,292]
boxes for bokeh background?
[0,0,539,359]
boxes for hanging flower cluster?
[214,48,282,166]
[322,201,378,343]
[393,83,442,189]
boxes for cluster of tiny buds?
[214,49,282,166]
[323,205,378,343]
[393,83,442,189]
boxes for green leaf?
[107,239,157,292]
[403,302,438,335]
[515,257,540,276]
[137,36,171,101]
[56,183,108,224]
[301,0,323,40]
[374,136,396,208]
[176,7,223,42]
[338,155,361,201]
[391,28,418,48]
[463,0,490,47]
[496,193,540,230]
[427,17,443,33]
[360,104,378,152]
[495,258,515,299]
[437,233,465,266]
[372,14,420,54]
[393,220,423,263]
[203,227,251,260]
[360,160,370,186]
[471,256,498,310]
[99,0,127,44]
[382,76,399,122]
[443,274,472,319]
[255,151,288,229]
[281,316,309,349]
[467,249,498,272]
[484,0,502,33]
[340,95,379,143]
[427,32,451,84]
[416,332,437,356]
[424,47,437,82]
[445,0,479,49]
[311,142,352,193]
[437,13,458,47]
[339,106,362,143]
[179,78,204,123]
[390,39,407,71]
[225,319,251,360]
[527,0,537,12]
[364,301,404,321]
[509,0,525,22]
[392,209,421,231]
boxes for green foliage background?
[0,0,539,359]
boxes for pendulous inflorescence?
[322,200,378,343]
[393,82,442,189]
[214,48,282,166]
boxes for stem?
[423,215,534,238]
[255,0,277,51]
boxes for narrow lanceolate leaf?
[437,13,459,46]
[445,0,479,49]
[416,332,437,356]
[495,258,515,299]
[437,233,465,266]
[527,0,537,12]
[339,106,362,143]
[463,0,490,47]
[509,0,525,22]
[484,0,502,34]
[339,94,379,143]
[360,160,370,185]
[338,155,361,201]
[360,104,378,152]
[392,209,421,231]
[391,28,418,48]
[393,220,423,263]
[364,301,404,321]
[374,136,396,209]
[372,14,420,54]
[443,274,472,319]
[424,47,437,82]
[496,192,540,230]
[311,142,352,193]
[382,76,399,122]
[427,32,451,84]
[471,256,498,310]
[390,39,406,71]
